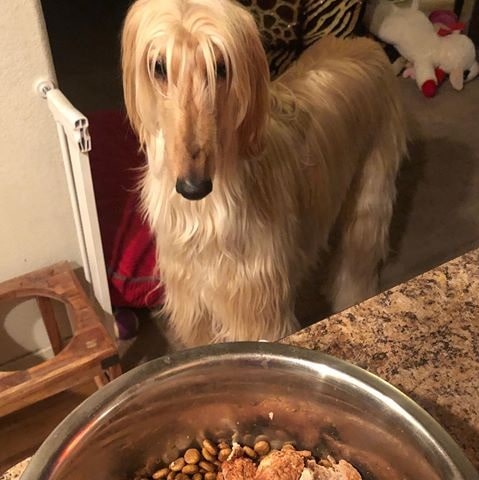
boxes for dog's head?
[122,0,270,200]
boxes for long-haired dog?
[121,0,408,347]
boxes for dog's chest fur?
[141,153,327,301]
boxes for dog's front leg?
[160,282,214,349]
[210,267,300,343]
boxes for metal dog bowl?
[21,342,478,480]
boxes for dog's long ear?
[122,6,140,135]
[121,3,153,147]
[235,8,270,158]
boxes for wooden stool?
[0,262,121,418]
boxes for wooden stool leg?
[108,363,122,380]
[94,373,109,388]
[94,363,122,389]
[36,297,62,355]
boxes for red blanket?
[88,110,163,308]
[108,191,163,308]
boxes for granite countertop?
[3,249,478,478]
[1,459,29,480]
[282,247,479,470]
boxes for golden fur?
[122,0,408,347]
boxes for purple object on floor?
[429,10,458,28]
[113,308,140,340]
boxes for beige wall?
[0,0,82,367]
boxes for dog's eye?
[216,62,227,80]
[154,60,167,80]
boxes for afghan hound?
[121,0,408,347]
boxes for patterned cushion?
[237,0,364,78]
[302,0,364,48]
[238,0,302,78]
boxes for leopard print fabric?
[238,0,302,78]
[238,0,364,78]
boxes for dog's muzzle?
[176,177,213,200]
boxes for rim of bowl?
[21,342,479,480]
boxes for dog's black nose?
[176,177,213,200]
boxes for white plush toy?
[364,0,479,97]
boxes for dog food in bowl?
[134,439,361,480]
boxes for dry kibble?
[202,439,218,456]
[243,446,257,459]
[132,437,361,480]
[152,468,170,479]
[170,458,186,472]
[182,464,199,475]
[131,436,365,480]
[254,440,270,456]
[184,448,201,464]
[218,448,231,462]
[319,457,333,467]
[242,434,255,447]
[202,447,217,462]
[269,439,283,450]
[199,461,216,472]
[298,450,312,457]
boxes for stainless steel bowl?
[21,343,478,480]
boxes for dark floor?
[40,0,479,369]
[381,79,479,289]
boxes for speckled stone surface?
[283,248,479,470]
[0,458,30,480]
